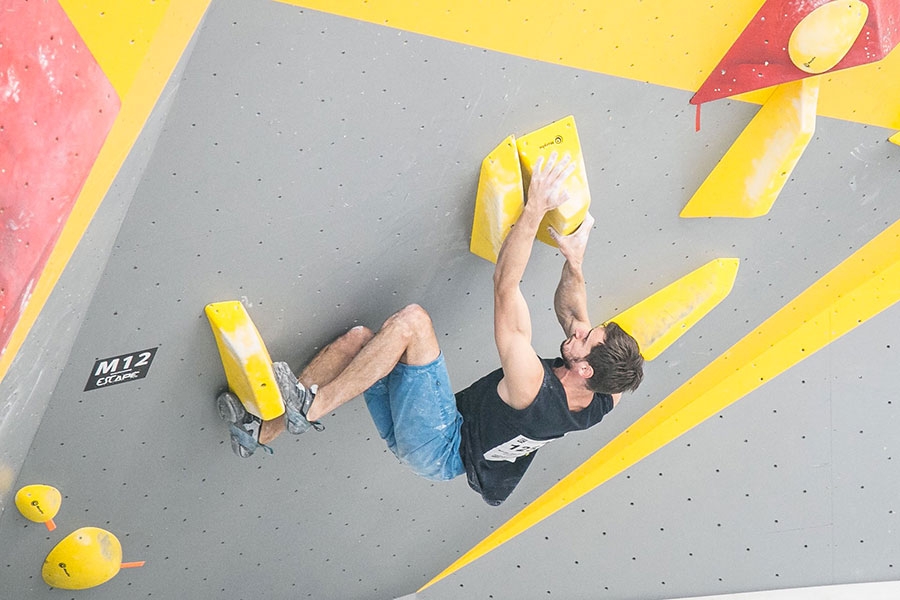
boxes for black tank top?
[455,358,614,506]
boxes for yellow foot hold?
[205,301,285,420]
[516,115,591,246]
[682,77,820,218]
[15,484,61,531]
[609,258,740,361]
[890,131,900,146]
[43,527,123,590]
[470,136,524,263]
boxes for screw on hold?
[804,56,817,68]
[58,562,70,577]
[31,500,44,514]
[554,135,563,144]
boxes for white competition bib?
[484,435,553,462]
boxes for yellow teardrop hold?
[14,484,61,523]
[42,527,123,590]
[789,0,869,74]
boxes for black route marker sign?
[84,347,158,391]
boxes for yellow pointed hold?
[15,484,62,531]
[789,0,868,74]
[610,258,739,361]
[890,131,900,146]
[205,301,285,420]
[470,136,524,263]
[43,527,123,590]
[517,115,591,246]
[681,77,820,218]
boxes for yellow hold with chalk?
[516,115,591,247]
[470,136,524,263]
[469,116,592,262]
[205,301,285,420]
[611,258,740,360]
[681,78,819,218]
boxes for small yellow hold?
[15,484,62,531]
[43,527,123,590]
[890,131,900,146]
[789,0,868,74]
[516,115,591,247]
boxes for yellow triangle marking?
[60,0,172,98]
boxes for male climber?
[218,151,644,505]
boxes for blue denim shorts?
[363,354,465,481]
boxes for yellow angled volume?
[470,136,524,263]
[610,258,739,360]
[681,78,819,218]
[205,301,285,420]
[516,116,591,246]
[43,527,122,590]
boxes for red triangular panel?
[0,0,120,355]
[692,0,900,105]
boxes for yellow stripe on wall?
[59,0,173,98]
[421,216,900,590]
[282,0,900,130]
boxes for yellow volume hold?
[611,258,739,361]
[421,214,900,593]
[890,131,900,146]
[470,136,524,263]
[516,115,591,246]
[682,77,820,218]
[205,301,285,420]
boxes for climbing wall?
[1,0,899,598]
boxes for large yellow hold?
[43,527,122,590]
[470,116,591,262]
[470,136,524,263]
[205,301,285,420]
[789,0,868,74]
[516,115,591,247]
